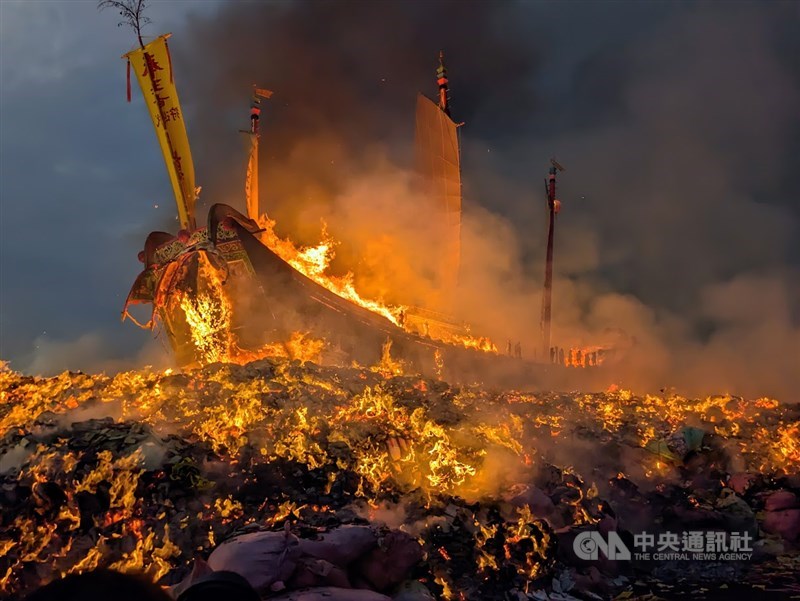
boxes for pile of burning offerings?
[1,358,799,600]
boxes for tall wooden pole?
[241,87,272,222]
[541,163,559,359]
[249,90,260,222]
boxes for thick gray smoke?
[168,1,799,400]
[177,0,539,230]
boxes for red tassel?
[165,39,173,83]
[126,58,131,102]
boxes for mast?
[413,52,462,306]
[241,87,273,222]
[540,158,564,360]
[436,50,461,294]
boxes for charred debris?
[1,359,799,600]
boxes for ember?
[1,360,799,599]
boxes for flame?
[434,349,444,379]
[174,250,327,367]
[239,331,326,365]
[266,500,305,526]
[170,218,497,368]
[257,215,405,326]
[0,447,178,594]
[376,339,404,376]
[214,497,244,522]
[256,214,498,353]
[455,335,497,353]
[1,358,797,597]
[178,252,234,364]
[180,291,232,364]
[548,345,611,367]
[435,575,455,600]
[504,505,551,579]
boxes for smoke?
[177,0,538,230]
[170,1,799,400]
[23,332,174,377]
[523,5,800,400]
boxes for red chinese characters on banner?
[171,150,184,181]
[140,54,183,126]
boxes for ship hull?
[126,205,606,389]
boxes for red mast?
[541,158,564,360]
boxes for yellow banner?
[126,35,196,229]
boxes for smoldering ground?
[14,1,799,401]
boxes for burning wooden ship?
[5,14,799,601]
[120,33,607,386]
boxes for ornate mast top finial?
[436,50,450,117]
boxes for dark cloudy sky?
[0,0,220,372]
[1,1,798,397]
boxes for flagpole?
[540,159,564,360]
